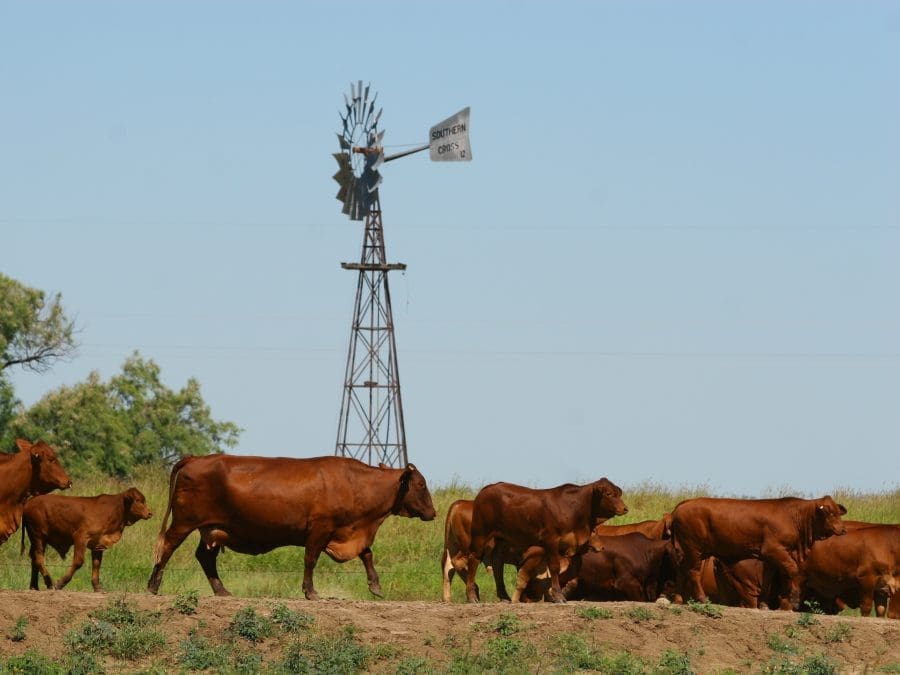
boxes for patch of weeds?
[229,606,274,643]
[271,602,314,633]
[66,652,105,675]
[797,612,819,627]
[276,625,370,674]
[172,589,200,615]
[668,604,684,615]
[232,648,264,674]
[7,615,27,642]
[550,633,645,674]
[626,605,654,622]
[802,653,839,675]
[90,596,159,627]
[64,620,118,653]
[372,643,402,660]
[878,664,900,674]
[3,649,67,675]
[802,599,824,614]
[686,599,724,618]
[784,626,799,639]
[767,632,799,654]
[576,606,613,620]
[489,611,523,636]
[178,632,230,671]
[396,656,434,674]
[480,636,536,670]
[602,650,649,675]
[656,649,694,675]
[760,657,804,675]
[823,621,852,643]
[109,623,167,661]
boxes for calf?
[802,524,899,618]
[22,488,152,591]
[671,496,846,610]
[466,477,627,603]
[557,533,676,602]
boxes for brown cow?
[147,455,436,599]
[0,439,72,544]
[671,496,846,610]
[593,514,673,540]
[465,478,627,603]
[699,557,780,609]
[22,487,152,591]
[802,524,899,618]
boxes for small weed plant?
[489,611,523,636]
[766,632,799,654]
[657,649,694,675]
[626,605,654,622]
[7,615,27,642]
[173,589,200,615]
[797,612,819,627]
[270,602,314,633]
[824,621,852,643]
[686,599,724,618]
[577,606,613,620]
[229,606,274,643]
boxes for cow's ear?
[406,463,418,473]
[15,439,32,454]
[378,462,389,469]
[838,503,847,515]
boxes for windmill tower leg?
[336,205,409,468]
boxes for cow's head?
[122,487,153,525]
[587,531,606,553]
[590,477,628,523]
[394,464,436,521]
[17,439,72,494]
[813,495,847,538]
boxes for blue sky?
[2,1,898,495]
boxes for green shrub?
[178,632,230,671]
[802,653,839,675]
[879,664,900,674]
[7,616,27,642]
[3,649,66,675]
[488,611,524,636]
[65,653,105,675]
[823,622,852,643]
[686,599,724,618]
[90,596,159,627]
[656,649,693,675]
[64,614,165,661]
[797,612,819,627]
[64,620,117,653]
[577,606,613,620]
[232,648,264,674]
[276,625,370,674]
[109,623,166,660]
[767,632,799,654]
[173,589,200,615]
[626,605,654,622]
[271,602,314,633]
[229,606,274,643]
[395,656,434,674]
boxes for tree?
[0,374,18,448]
[8,352,241,477]
[0,273,77,373]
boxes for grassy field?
[1,466,897,602]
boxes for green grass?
[1,467,896,600]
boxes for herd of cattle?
[2,439,897,619]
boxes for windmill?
[332,81,471,468]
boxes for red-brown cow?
[0,439,72,544]
[22,488,152,591]
[465,478,627,603]
[556,533,676,602]
[802,524,899,618]
[699,557,780,609]
[147,455,436,599]
[671,496,847,610]
[594,514,673,540]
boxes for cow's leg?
[29,539,51,590]
[358,547,383,598]
[90,550,104,592]
[54,542,85,590]
[302,536,330,601]
[858,577,877,618]
[194,541,231,597]
[147,525,193,594]
[677,548,706,603]
[441,549,454,602]
[492,551,511,602]
[465,534,488,603]
[544,548,567,604]
[762,548,801,611]
[874,590,888,618]
[511,554,547,603]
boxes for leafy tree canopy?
[7,353,241,477]
[0,272,77,373]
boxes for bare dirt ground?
[0,591,897,673]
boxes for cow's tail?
[153,456,192,565]
[19,519,26,557]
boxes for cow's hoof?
[304,590,320,601]
[213,589,232,598]
[368,583,384,598]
